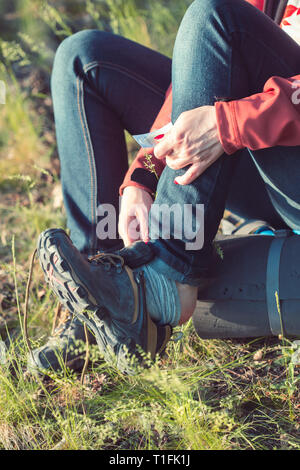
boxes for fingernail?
[154,134,164,140]
[174,180,179,185]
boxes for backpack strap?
[266,229,292,336]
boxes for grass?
[0,0,299,451]
[1,311,299,450]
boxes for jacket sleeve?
[215,75,300,154]
[245,0,264,10]
[119,84,172,196]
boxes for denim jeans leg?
[225,149,289,228]
[149,0,300,285]
[51,30,171,255]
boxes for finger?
[166,155,190,170]
[127,216,142,244]
[153,132,174,160]
[174,162,203,185]
[120,227,134,247]
[122,231,134,247]
[136,207,149,243]
[119,217,137,246]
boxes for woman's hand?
[153,105,224,185]
[118,186,153,246]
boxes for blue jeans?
[51,29,171,254]
[51,0,300,285]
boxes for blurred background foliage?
[0,0,192,183]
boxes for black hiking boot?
[37,228,172,374]
[27,308,96,376]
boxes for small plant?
[143,152,159,181]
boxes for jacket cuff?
[130,168,158,193]
[215,100,244,155]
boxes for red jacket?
[120,0,300,195]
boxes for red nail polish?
[174,180,178,185]
[154,134,164,140]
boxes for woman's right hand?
[118,186,153,246]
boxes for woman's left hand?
[153,105,224,185]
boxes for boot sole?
[38,229,120,369]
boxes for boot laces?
[88,252,124,270]
[88,251,139,323]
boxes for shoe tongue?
[117,241,155,269]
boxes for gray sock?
[140,264,181,327]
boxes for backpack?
[193,221,300,339]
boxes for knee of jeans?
[51,30,113,83]
[188,0,234,12]
[184,0,217,18]
[182,0,235,26]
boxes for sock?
[140,264,181,327]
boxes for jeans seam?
[83,60,167,97]
[76,77,98,251]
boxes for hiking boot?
[37,228,172,374]
[27,307,96,376]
